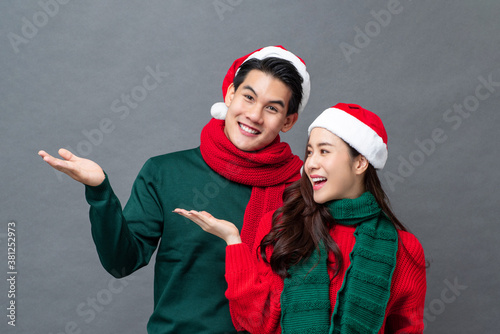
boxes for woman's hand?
[173,209,242,245]
[38,148,105,187]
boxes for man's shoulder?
[135,147,205,179]
[148,147,202,165]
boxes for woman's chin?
[313,195,328,205]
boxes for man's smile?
[238,122,261,135]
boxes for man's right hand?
[38,148,106,187]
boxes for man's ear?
[224,83,236,107]
[354,155,369,175]
[281,113,299,133]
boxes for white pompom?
[210,102,228,120]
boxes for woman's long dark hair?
[260,144,407,278]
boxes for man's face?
[223,70,298,152]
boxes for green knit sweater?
[85,148,252,333]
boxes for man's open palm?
[38,148,105,187]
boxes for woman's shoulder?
[253,210,278,251]
[397,230,423,248]
[259,210,276,231]
[263,210,276,222]
[396,230,426,266]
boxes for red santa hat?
[308,103,388,169]
[211,45,311,119]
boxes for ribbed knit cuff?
[84,172,112,204]
[225,243,262,303]
[225,243,254,274]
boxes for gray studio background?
[1,1,498,333]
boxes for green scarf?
[280,192,398,334]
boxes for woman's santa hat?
[308,103,388,169]
[211,45,311,120]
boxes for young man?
[38,46,310,333]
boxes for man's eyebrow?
[242,85,257,96]
[269,99,285,108]
[241,85,286,108]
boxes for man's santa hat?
[308,103,389,169]
[211,45,311,120]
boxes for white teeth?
[312,177,327,183]
[239,123,259,134]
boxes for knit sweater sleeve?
[225,211,283,334]
[84,159,163,278]
[383,231,427,333]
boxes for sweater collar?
[325,191,381,226]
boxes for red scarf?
[200,118,302,249]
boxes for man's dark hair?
[232,57,303,116]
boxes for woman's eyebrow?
[307,142,333,148]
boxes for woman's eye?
[321,149,329,154]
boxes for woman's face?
[305,128,364,204]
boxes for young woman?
[175,103,426,333]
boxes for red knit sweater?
[225,211,427,333]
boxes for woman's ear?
[354,155,369,175]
